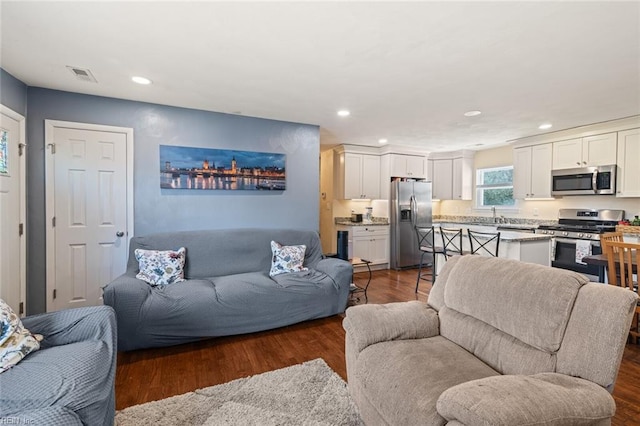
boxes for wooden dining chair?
[603,240,639,344]
[600,231,624,252]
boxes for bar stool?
[415,226,441,292]
[468,230,501,257]
[440,227,464,257]
[415,226,463,293]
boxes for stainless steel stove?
[535,209,625,277]
[535,209,624,240]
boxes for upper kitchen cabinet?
[432,159,453,199]
[616,128,640,197]
[430,150,474,200]
[389,154,426,178]
[452,156,474,200]
[334,147,381,199]
[513,143,553,199]
[379,149,431,199]
[552,133,617,169]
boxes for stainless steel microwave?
[551,165,616,196]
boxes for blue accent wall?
[26,88,320,314]
[0,68,27,115]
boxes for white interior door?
[0,106,26,315]
[46,121,133,312]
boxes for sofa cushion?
[443,255,588,353]
[135,247,186,285]
[269,241,308,277]
[352,336,499,426]
[1,299,40,373]
[437,373,615,425]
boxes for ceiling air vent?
[66,66,98,83]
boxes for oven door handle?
[554,237,600,246]
[592,170,598,193]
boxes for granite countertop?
[492,231,552,242]
[335,217,389,226]
[434,215,555,228]
[434,223,552,242]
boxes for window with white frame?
[475,166,515,208]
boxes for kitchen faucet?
[491,206,497,223]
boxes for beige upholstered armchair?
[344,255,637,425]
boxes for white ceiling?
[1,1,639,152]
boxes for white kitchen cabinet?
[336,152,381,199]
[427,159,434,183]
[552,133,617,169]
[390,154,426,178]
[430,152,474,200]
[513,143,553,199]
[616,128,640,197]
[452,156,473,200]
[352,226,390,266]
[336,225,390,267]
[432,159,453,200]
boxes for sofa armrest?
[21,305,116,349]
[342,301,439,354]
[102,273,150,311]
[102,274,152,350]
[436,373,615,426]
[314,258,352,290]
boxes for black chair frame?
[415,226,463,293]
[468,230,501,257]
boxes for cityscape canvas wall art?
[160,145,286,191]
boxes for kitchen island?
[434,223,553,273]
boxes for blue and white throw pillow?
[1,298,41,373]
[269,241,308,277]
[135,247,187,286]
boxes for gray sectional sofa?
[104,228,352,351]
[343,255,637,425]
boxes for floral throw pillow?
[1,298,41,373]
[269,241,309,277]
[135,247,187,286]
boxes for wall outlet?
[533,208,539,216]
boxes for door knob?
[116,231,125,237]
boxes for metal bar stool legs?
[415,250,438,293]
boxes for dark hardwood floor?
[116,268,640,425]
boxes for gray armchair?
[0,306,117,426]
[344,255,637,425]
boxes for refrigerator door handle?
[410,195,417,228]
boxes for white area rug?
[115,358,363,425]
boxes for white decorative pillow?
[269,241,308,277]
[135,247,187,286]
[1,298,41,373]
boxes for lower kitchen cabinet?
[337,225,390,268]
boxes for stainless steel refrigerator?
[390,180,432,269]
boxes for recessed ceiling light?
[464,110,482,117]
[378,138,388,144]
[337,110,350,117]
[132,76,152,85]
[539,123,553,130]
